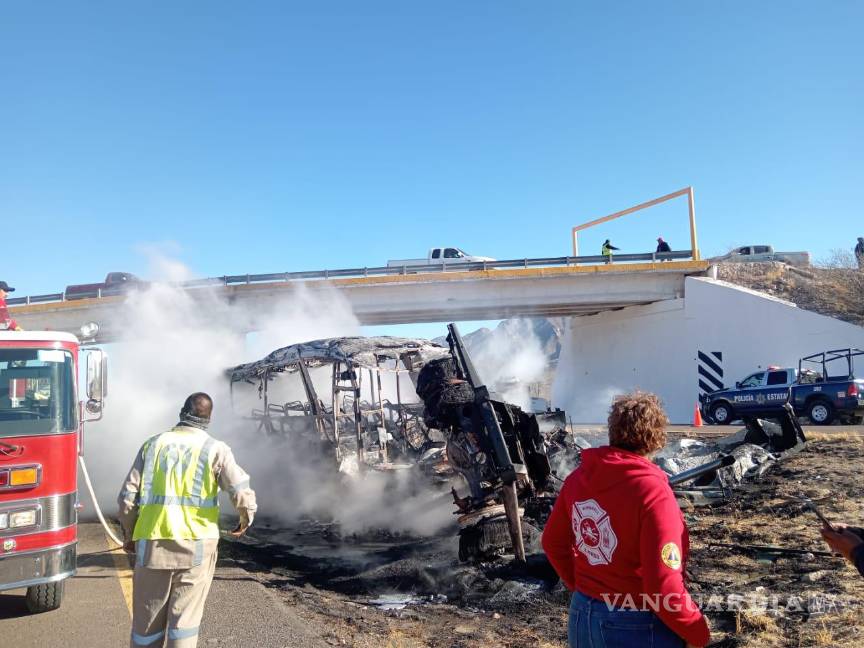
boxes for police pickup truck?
[700,349,864,426]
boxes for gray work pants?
[130,551,217,648]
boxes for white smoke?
[466,319,548,410]
[551,319,623,424]
[83,254,453,536]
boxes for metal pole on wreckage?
[447,323,527,563]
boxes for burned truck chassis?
[229,331,572,563]
[415,324,565,563]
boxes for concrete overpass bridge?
[9,254,709,342]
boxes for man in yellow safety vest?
[601,239,620,264]
[118,392,257,648]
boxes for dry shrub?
[763,265,785,282]
[382,630,423,648]
[817,248,859,270]
[812,621,834,646]
[806,432,864,444]
[735,610,784,645]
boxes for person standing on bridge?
[0,281,22,331]
[118,392,257,648]
[656,237,672,259]
[601,239,620,264]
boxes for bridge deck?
[10,260,710,338]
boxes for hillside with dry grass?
[716,259,864,327]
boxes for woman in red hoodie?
[542,392,711,648]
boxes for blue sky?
[2,2,861,339]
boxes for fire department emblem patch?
[661,542,682,570]
[2,539,16,552]
[572,499,618,566]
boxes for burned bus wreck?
[228,336,451,468]
[228,329,571,563]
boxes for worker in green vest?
[118,392,257,648]
[601,239,620,264]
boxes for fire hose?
[78,455,124,547]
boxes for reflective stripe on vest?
[132,428,220,541]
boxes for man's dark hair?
[181,392,213,421]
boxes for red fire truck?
[0,330,106,613]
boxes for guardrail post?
[325,270,329,279]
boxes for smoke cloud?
[83,254,453,537]
[461,319,549,410]
[551,319,624,425]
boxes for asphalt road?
[0,523,327,648]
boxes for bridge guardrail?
[8,250,694,306]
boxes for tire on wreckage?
[415,357,474,429]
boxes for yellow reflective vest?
[132,427,220,541]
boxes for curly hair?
[607,391,668,455]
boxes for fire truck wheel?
[25,580,64,613]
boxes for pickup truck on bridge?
[700,349,864,426]
[387,247,495,268]
[712,245,810,266]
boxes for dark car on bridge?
[64,272,145,300]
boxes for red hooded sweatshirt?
[542,446,710,647]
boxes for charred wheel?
[458,515,512,562]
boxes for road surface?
[0,523,328,648]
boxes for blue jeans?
[568,591,686,648]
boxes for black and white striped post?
[698,351,724,396]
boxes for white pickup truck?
[387,247,495,268]
[713,245,810,266]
